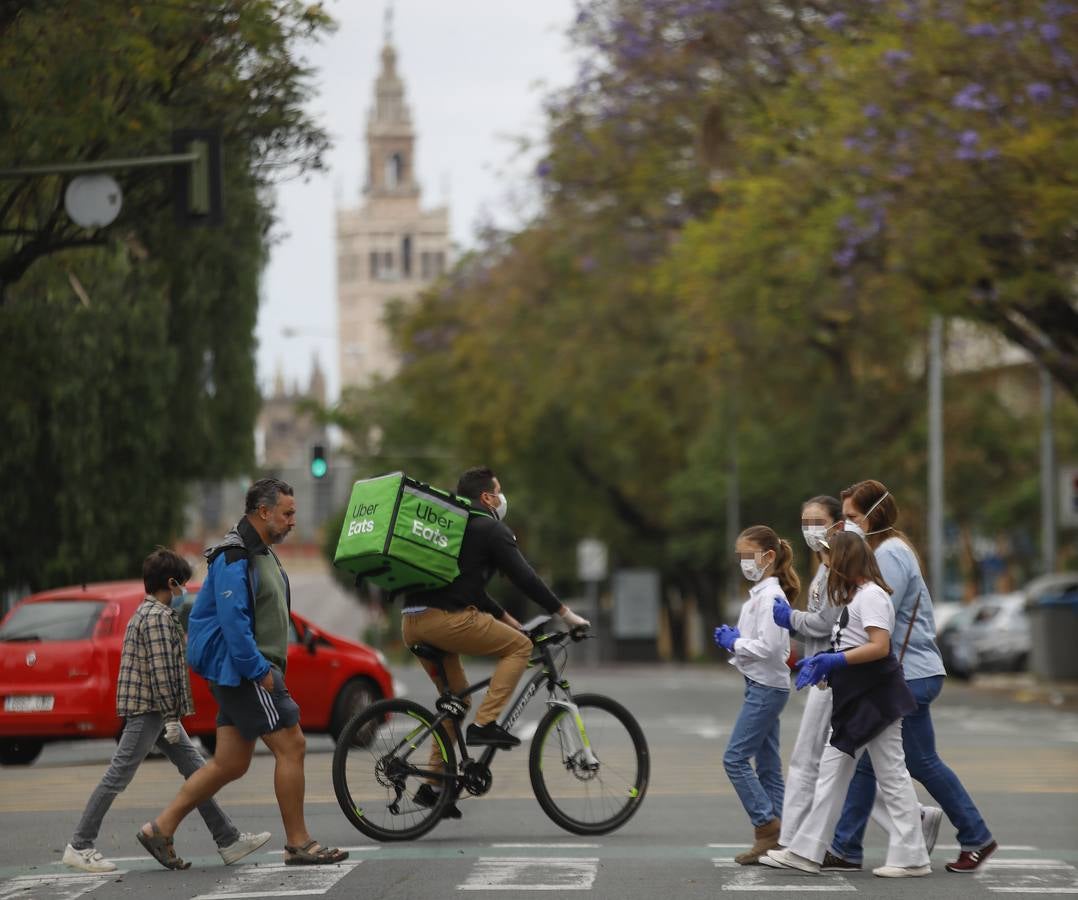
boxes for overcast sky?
[256,0,579,403]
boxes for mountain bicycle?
[331,615,649,841]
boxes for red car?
[0,581,394,765]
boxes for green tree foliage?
[0,2,332,591]
[331,0,1076,648]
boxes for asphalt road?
[1,661,1076,900]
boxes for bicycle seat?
[409,642,448,662]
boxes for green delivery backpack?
[333,472,479,593]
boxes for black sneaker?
[822,851,863,871]
[413,783,462,819]
[466,721,520,748]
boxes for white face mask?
[802,525,829,552]
[845,490,891,539]
[493,492,508,521]
[843,519,866,539]
[739,552,772,583]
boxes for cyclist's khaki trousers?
[402,606,532,769]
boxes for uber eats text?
[346,502,379,537]
[410,502,454,549]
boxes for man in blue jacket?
[136,479,347,869]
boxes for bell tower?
[335,4,450,388]
[366,8,418,198]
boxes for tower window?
[385,152,404,189]
[401,235,412,278]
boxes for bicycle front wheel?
[332,698,457,842]
[529,692,649,835]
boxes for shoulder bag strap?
[898,594,921,663]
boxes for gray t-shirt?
[790,563,843,658]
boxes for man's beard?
[267,524,291,544]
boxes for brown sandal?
[136,822,191,870]
[283,840,349,865]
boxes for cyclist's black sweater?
[407,513,561,620]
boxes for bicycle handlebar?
[523,617,592,645]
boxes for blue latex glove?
[794,651,847,690]
[714,625,741,652]
[772,597,794,632]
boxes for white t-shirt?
[831,582,894,650]
[729,576,792,690]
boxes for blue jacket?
[187,518,287,687]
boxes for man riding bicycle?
[401,467,590,810]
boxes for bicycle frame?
[399,631,589,787]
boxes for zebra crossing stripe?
[721,868,857,892]
[0,872,123,900]
[458,857,599,891]
[191,861,360,899]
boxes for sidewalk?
[968,671,1078,710]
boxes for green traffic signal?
[311,444,328,479]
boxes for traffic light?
[311,444,328,480]
[172,128,223,226]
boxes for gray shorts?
[210,665,300,741]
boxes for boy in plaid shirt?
[63,548,270,872]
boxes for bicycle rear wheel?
[332,698,457,842]
[529,692,649,835]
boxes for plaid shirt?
[115,598,194,720]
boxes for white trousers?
[779,686,833,846]
[788,719,929,868]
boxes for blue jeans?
[723,678,789,827]
[830,675,993,861]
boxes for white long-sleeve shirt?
[729,575,792,690]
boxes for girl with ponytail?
[713,525,797,865]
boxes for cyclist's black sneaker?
[466,722,520,748]
[413,783,462,819]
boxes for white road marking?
[711,857,737,868]
[516,721,539,741]
[937,844,1038,851]
[708,844,753,848]
[986,859,1074,870]
[977,857,1078,894]
[721,868,856,892]
[0,872,124,900]
[191,861,360,899]
[491,843,601,849]
[458,857,599,891]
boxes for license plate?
[4,695,54,712]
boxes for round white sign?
[64,174,123,228]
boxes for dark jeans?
[830,675,993,861]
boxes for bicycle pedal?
[436,694,469,718]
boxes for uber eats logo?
[347,502,379,537]
[411,502,454,549]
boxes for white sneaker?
[873,864,932,877]
[761,848,821,874]
[921,805,944,855]
[219,831,272,865]
[63,844,117,873]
